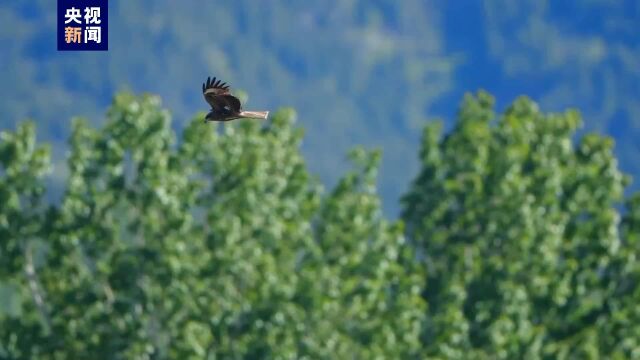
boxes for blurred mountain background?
[1,0,638,215]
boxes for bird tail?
[238,110,269,120]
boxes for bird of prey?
[202,76,269,122]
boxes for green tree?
[0,121,52,357]
[3,90,639,359]
[0,93,424,359]
[402,91,638,359]
[599,193,640,359]
[297,147,424,359]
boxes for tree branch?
[24,241,52,334]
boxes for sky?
[1,0,639,216]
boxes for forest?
[2,91,639,359]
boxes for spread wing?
[202,76,242,113]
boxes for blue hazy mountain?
[2,0,638,215]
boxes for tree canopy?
[402,92,640,359]
[1,91,638,359]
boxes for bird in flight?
[202,76,269,122]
